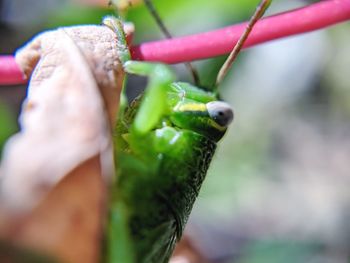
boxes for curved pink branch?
[1,0,350,85]
[131,0,350,63]
[0,55,27,85]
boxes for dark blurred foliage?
[0,1,350,262]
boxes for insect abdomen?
[115,126,216,262]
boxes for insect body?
[104,1,270,261]
[103,17,233,263]
[116,83,232,262]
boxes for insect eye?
[206,101,234,127]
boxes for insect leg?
[124,61,175,134]
[102,16,131,64]
[103,16,132,117]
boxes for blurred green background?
[1,0,349,262]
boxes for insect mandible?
[103,1,271,262]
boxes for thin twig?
[215,0,271,87]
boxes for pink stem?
[131,0,350,63]
[1,0,350,85]
[0,56,27,85]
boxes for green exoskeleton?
[104,1,271,262]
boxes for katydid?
[104,1,271,262]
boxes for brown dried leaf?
[0,22,130,262]
[0,156,105,263]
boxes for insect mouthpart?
[206,101,234,127]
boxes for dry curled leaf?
[0,22,133,262]
[1,156,106,263]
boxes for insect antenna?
[144,0,201,86]
[215,0,271,88]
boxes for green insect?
[104,1,271,262]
